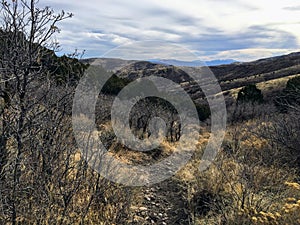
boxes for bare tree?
[0,2,134,224]
[0,1,73,223]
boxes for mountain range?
[81,58,237,70]
[148,59,237,67]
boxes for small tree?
[275,76,300,112]
[101,74,131,95]
[195,103,211,122]
[237,84,264,104]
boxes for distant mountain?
[148,59,202,67]
[81,58,138,72]
[81,58,238,71]
[148,59,237,67]
[113,61,191,84]
[204,59,238,66]
[209,51,300,83]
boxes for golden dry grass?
[226,74,300,100]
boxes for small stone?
[139,206,148,211]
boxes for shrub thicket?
[237,84,264,104]
[275,76,300,112]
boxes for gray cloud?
[283,6,300,11]
[176,26,298,53]
[39,0,300,61]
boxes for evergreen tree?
[237,84,264,104]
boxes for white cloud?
[197,48,299,62]
[42,0,300,61]
[84,32,132,45]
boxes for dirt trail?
[129,178,191,225]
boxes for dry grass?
[170,115,299,224]
[226,74,300,100]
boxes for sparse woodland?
[0,1,300,225]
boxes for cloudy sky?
[42,0,300,62]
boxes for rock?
[130,206,139,211]
[139,206,148,211]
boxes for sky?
[42,0,300,62]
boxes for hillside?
[87,52,300,224]
[87,52,300,104]
[2,47,300,224]
[87,52,300,79]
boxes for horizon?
[79,50,300,66]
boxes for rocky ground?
[129,178,191,225]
